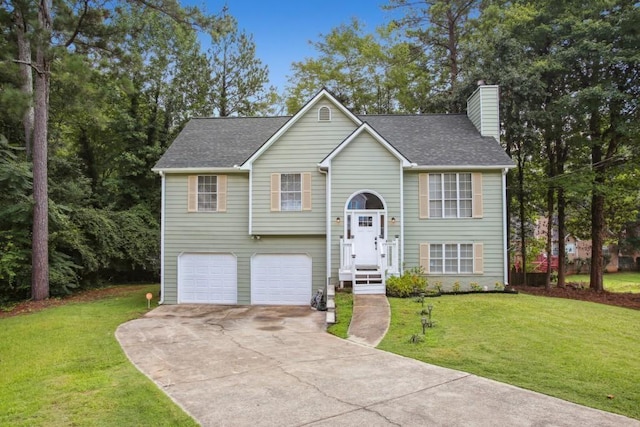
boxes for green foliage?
[452,281,461,293]
[386,266,427,297]
[469,282,482,292]
[0,137,32,300]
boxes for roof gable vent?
[318,106,331,121]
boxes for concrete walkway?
[116,305,639,427]
[347,294,390,347]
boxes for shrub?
[386,266,427,298]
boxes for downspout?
[318,165,331,283]
[400,162,405,268]
[159,171,166,304]
[246,165,253,235]
[502,168,509,285]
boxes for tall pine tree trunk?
[14,6,34,158]
[31,0,51,301]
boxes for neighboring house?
[153,86,514,305]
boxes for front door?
[352,211,380,266]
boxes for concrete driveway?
[116,305,638,427]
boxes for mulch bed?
[512,284,640,311]
[0,285,145,319]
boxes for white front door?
[352,212,380,266]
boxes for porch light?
[336,217,341,224]
[391,217,396,224]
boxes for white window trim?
[188,175,227,213]
[429,243,475,274]
[280,173,302,211]
[429,173,473,218]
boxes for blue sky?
[190,1,400,91]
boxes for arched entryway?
[344,191,386,267]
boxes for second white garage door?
[251,254,312,305]
[178,253,237,304]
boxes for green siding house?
[153,86,513,307]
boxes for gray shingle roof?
[154,114,513,170]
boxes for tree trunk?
[31,0,52,301]
[544,186,554,290]
[517,150,527,285]
[14,6,34,158]
[590,191,605,292]
[589,141,605,292]
[557,185,566,288]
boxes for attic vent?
[318,106,331,121]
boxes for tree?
[471,0,640,291]
[286,19,392,114]
[3,0,223,300]
[208,14,277,117]
[385,0,480,113]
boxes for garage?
[251,254,312,305]
[178,253,237,304]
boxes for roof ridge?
[189,116,293,120]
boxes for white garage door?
[251,254,312,305]
[178,253,237,304]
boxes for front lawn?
[376,294,640,420]
[0,285,197,427]
[326,290,353,338]
[569,271,640,293]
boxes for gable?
[240,89,362,169]
[320,123,410,168]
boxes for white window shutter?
[474,243,484,274]
[270,173,280,212]
[187,175,197,212]
[420,243,430,273]
[217,175,227,212]
[302,172,312,211]
[419,173,429,219]
[472,172,483,218]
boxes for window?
[280,173,301,211]
[358,216,373,227]
[429,243,474,274]
[318,106,331,121]
[270,173,311,212]
[428,173,472,218]
[419,173,482,219]
[187,175,227,213]
[198,175,217,211]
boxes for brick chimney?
[467,84,500,142]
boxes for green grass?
[568,271,640,293]
[376,294,640,420]
[326,290,353,338]
[0,285,198,427]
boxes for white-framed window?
[429,243,474,274]
[187,175,227,213]
[318,106,331,121]
[280,173,302,211]
[270,172,312,212]
[197,175,217,211]
[429,173,472,218]
[419,172,482,219]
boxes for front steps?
[353,269,385,295]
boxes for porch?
[338,237,400,294]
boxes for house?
[152,86,514,306]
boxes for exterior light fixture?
[336,217,341,224]
[391,217,396,224]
